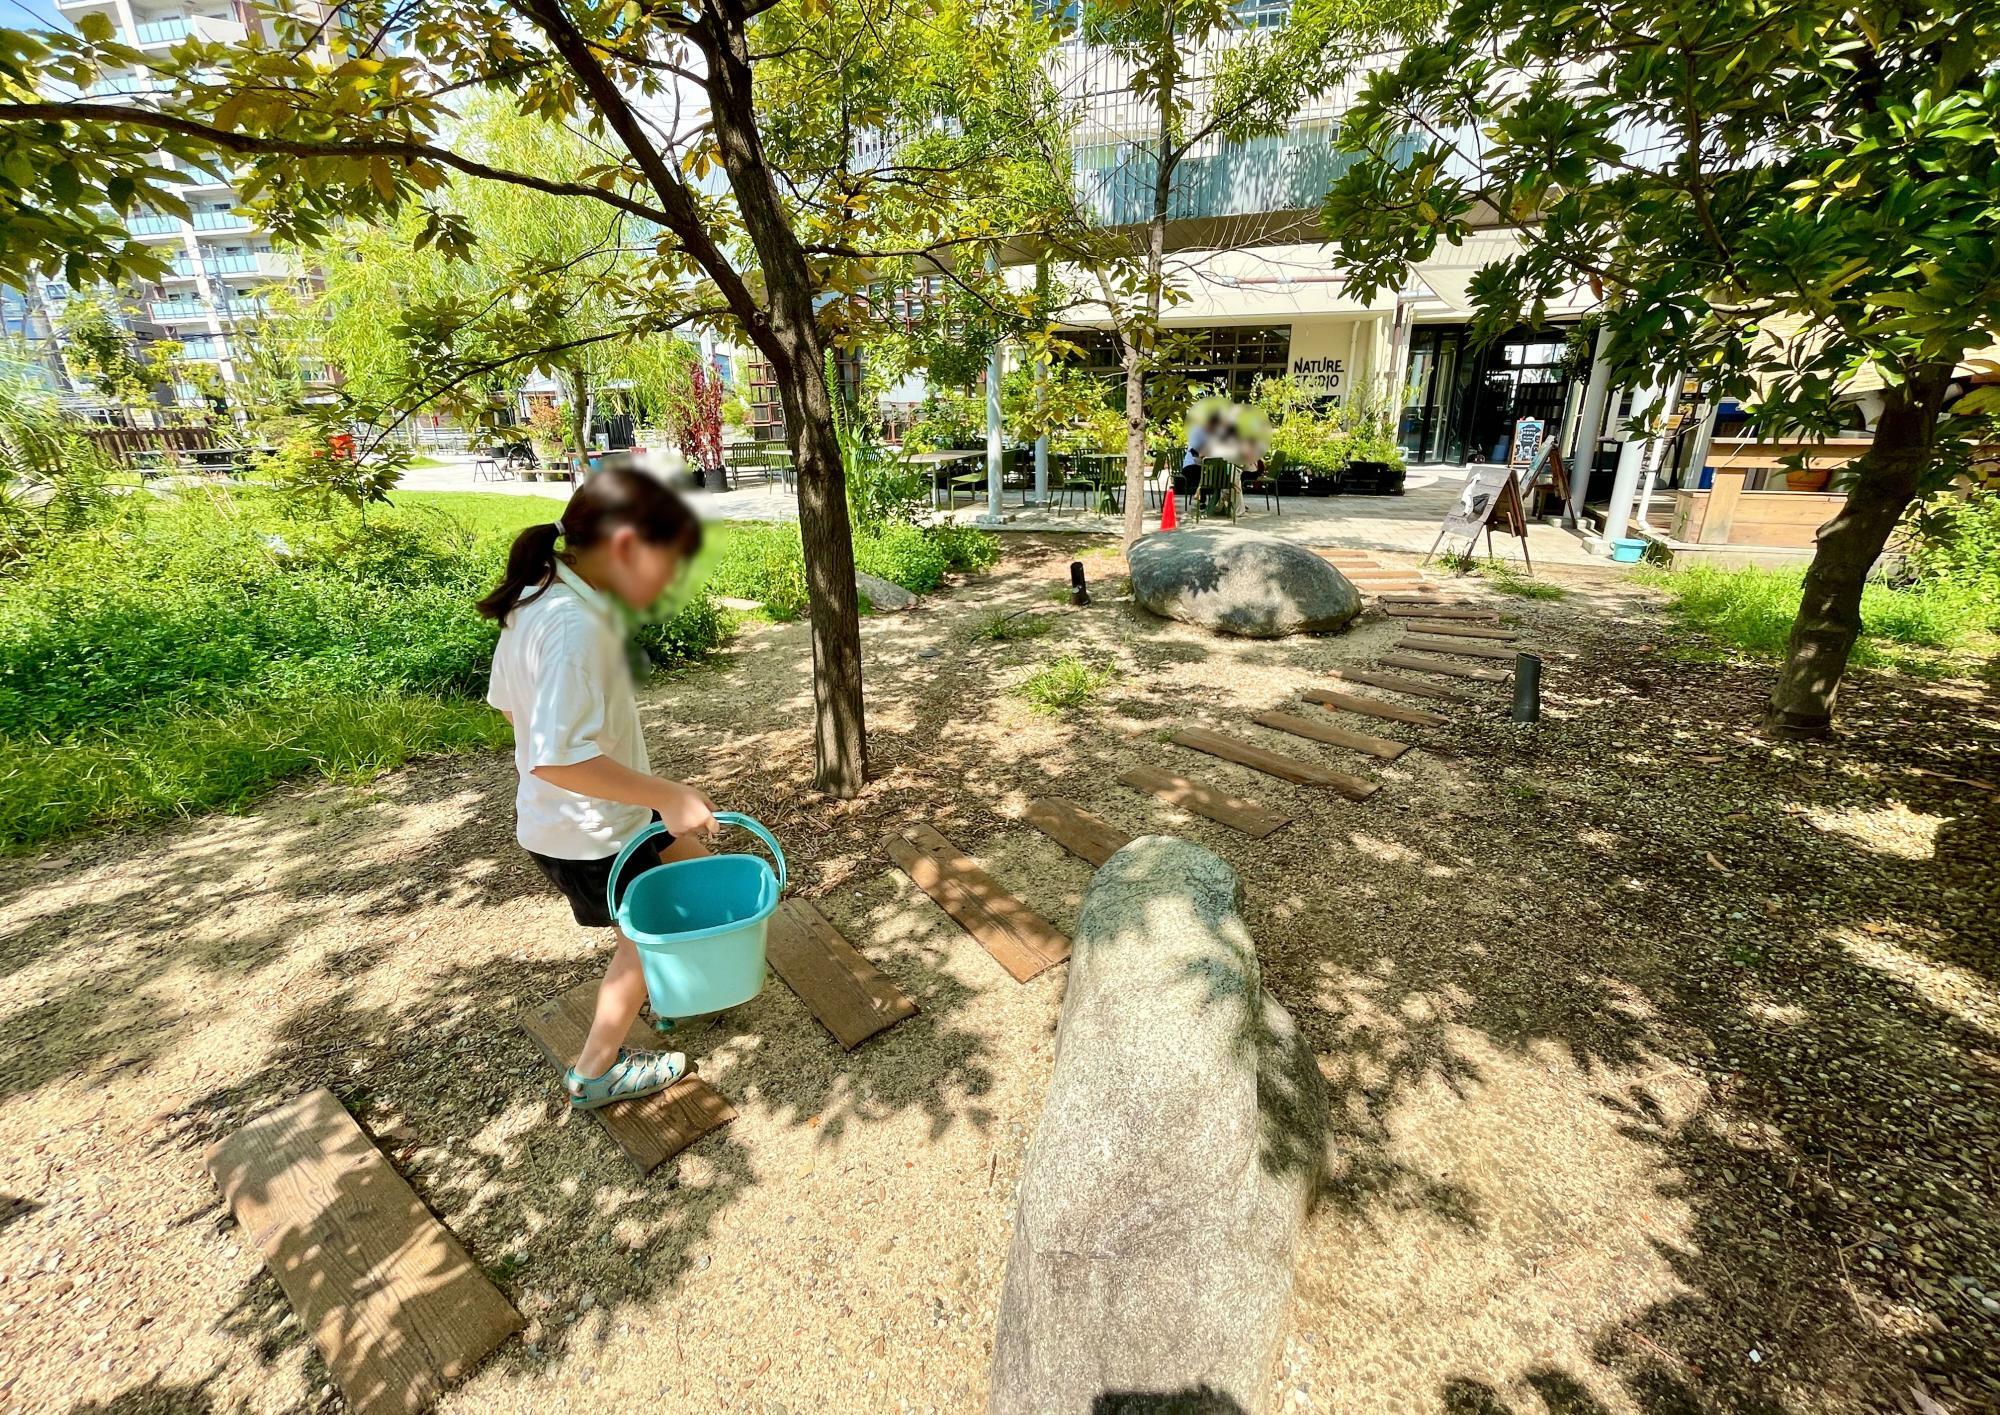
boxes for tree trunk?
[1765,380,1941,737]
[703,4,868,797]
[1121,48,1180,550]
[558,365,591,457]
[1121,345,1149,544]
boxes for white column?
[1564,325,1615,528]
[983,249,1005,522]
[1597,374,1665,549]
[1033,257,1049,507]
[1633,377,1682,535]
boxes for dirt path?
[1,538,1995,1414]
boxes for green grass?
[0,488,727,851]
[0,692,509,848]
[970,609,1059,643]
[1645,563,1994,673]
[1485,564,1566,600]
[1014,654,1116,713]
[389,489,568,536]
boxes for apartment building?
[54,0,317,402]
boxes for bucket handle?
[714,812,786,897]
[602,812,787,925]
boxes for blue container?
[606,812,784,1021]
[1610,537,1647,563]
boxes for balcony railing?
[129,214,182,235]
[192,210,249,231]
[134,16,189,43]
[170,253,258,278]
[149,300,212,321]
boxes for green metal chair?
[1192,457,1236,523]
[1241,458,1281,516]
[1052,453,1098,515]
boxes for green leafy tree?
[1,0,1056,795]
[1323,0,2000,735]
[1015,0,1421,545]
[53,290,153,404]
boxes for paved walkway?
[396,453,1603,567]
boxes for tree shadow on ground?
[9,540,1996,1413]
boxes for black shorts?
[527,813,675,928]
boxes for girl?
[479,465,716,1110]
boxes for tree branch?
[0,99,679,228]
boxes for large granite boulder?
[1128,527,1362,637]
[988,837,1326,1415]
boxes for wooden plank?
[1303,687,1450,728]
[1401,620,1518,641]
[887,824,1069,982]
[205,1090,522,1415]
[1022,797,1132,868]
[1381,653,1512,683]
[1171,727,1380,801]
[1399,634,1520,661]
[1326,666,1468,702]
[1380,592,1452,604]
[1253,709,1410,760]
[518,983,736,1176]
[1383,605,1500,622]
[1117,765,1291,839]
[766,900,917,1051]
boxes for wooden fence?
[75,423,221,467]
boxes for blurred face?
[598,524,686,611]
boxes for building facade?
[1030,10,1593,468]
[54,0,319,402]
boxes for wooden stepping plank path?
[1117,765,1291,838]
[1403,621,1517,641]
[1400,633,1520,661]
[519,983,736,1175]
[205,1089,523,1415]
[1380,592,1453,605]
[1023,797,1132,868]
[889,823,1069,982]
[1383,604,1500,622]
[766,900,917,1050]
[1327,666,1468,703]
[1303,687,1451,728]
[1172,726,1380,801]
[1381,653,1512,683]
[1253,709,1409,760]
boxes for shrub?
[1014,654,1116,713]
[855,521,950,592]
[701,521,811,617]
[928,523,999,574]
[0,487,729,849]
[1904,491,2000,624]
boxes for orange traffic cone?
[1160,486,1178,531]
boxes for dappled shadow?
[6,536,1998,1413]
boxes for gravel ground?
[0,536,1995,1415]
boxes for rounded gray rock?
[1128,527,1362,637]
[988,836,1326,1415]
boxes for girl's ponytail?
[477,521,563,621]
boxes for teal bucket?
[1610,537,1647,563]
[606,812,785,1021]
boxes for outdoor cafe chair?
[1192,457,1237,524]
[943,455,987,509]
[1241,458,1281,516]
[1050,453,1099,515]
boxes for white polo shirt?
[487,560,653,859]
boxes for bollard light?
[1069,560,1090,606]
[1512,651,1542,722]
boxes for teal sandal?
[565,1048,687,1110]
